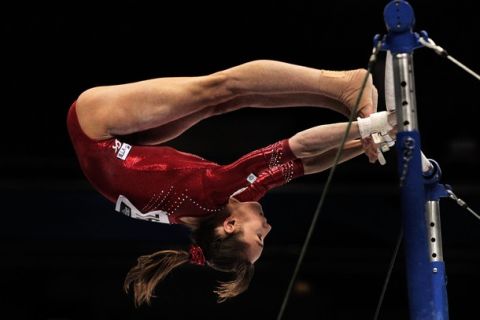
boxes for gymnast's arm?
[231,125,376,202]
[300,139,365,175]
[288,119,378,165]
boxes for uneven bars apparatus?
[374,1,450,319]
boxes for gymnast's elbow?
[288,133,317,159]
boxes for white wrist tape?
[357,111,394,139]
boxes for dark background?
[1,1,479,319]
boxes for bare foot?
[341,69,378,118]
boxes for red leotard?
[67,102,304,224]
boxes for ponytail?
[124,249,190,306]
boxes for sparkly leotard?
[67,101,304,224]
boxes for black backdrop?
[2,1,479,319]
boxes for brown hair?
[124,208,254,306]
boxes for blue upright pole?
[424,160,450,319]
[375,1,449,319]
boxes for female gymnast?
[67,60,395,305]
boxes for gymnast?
[67,59,395,305]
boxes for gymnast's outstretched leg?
[75,60,377,142]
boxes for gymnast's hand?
[359,111,397,164]
[362,137,379,163]
[367,128,398,164]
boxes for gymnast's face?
[224,198,272,263]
